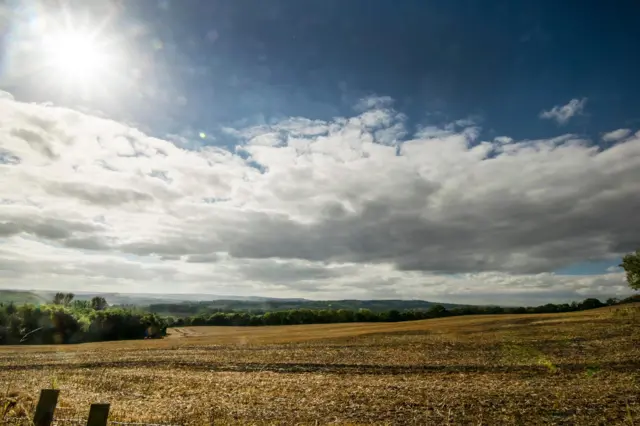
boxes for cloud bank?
[0,94,637,304]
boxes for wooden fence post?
[86,403,110,426]
[33,389,59,426]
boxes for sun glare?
[44,31,109,84]
[45,32,105,76]
[5,3,129,98]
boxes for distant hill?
[0,290,49,305]
[0,289,297,306]
[144,299,467,316]
[0,289,463,314]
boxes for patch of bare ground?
[1,305,639,425]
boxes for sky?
[0,0,639,305]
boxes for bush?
[0,303,167,345]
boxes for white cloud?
[494,136,513,144]
[540,98,587,125]
[0,93,638,303]
[354,95,394,112]
[602,128,632,142]
[0,238,633,305]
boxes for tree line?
[165,296,638,328]
[1,295,638,345]
[0,293,166,345]
[146,299,460,316]
[51,292,109,310]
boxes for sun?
[43,30,112,89]
[32,3,126,98]
[2,3,127,98]
[45,31,106,78]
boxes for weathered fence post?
[33,389,59,426]
[86,403,110,426]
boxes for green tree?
[578,298,604,310]
[385,310,401,322]
[72,300,91,310]
[620,249,640,290]
[63,293,75,306]
[52,292,65,305]
[5,302,17,315]
[427,304,448,317]
[606,297,619,306]
[355,308,375,322]
[91,296,108,311]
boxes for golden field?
[1,306,639,425]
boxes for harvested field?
[1,306,639,425]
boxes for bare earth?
[1,306,639,425]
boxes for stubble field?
[1,306,639,425]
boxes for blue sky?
[7,0,640,138]
[0,0,638,304]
